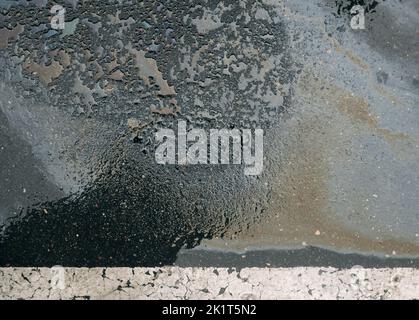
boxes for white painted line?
[1,267,418,300]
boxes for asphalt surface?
[0,0,418,267]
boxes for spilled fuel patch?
[0,0,295,266]
[0,165,219,267]
[1,0,418,267]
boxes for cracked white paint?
[1,267,418,300]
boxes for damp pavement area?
[0,0,418,272]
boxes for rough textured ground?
[1,267,419,300]
[0,0,418,267]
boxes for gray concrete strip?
[1,267,418,300]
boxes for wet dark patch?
[176,247,419,269]
[0,0,294,266]
[0,110,63,225]
[0,157,243,267]
[1,0,294,129]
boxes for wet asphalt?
[0,0,418,267]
